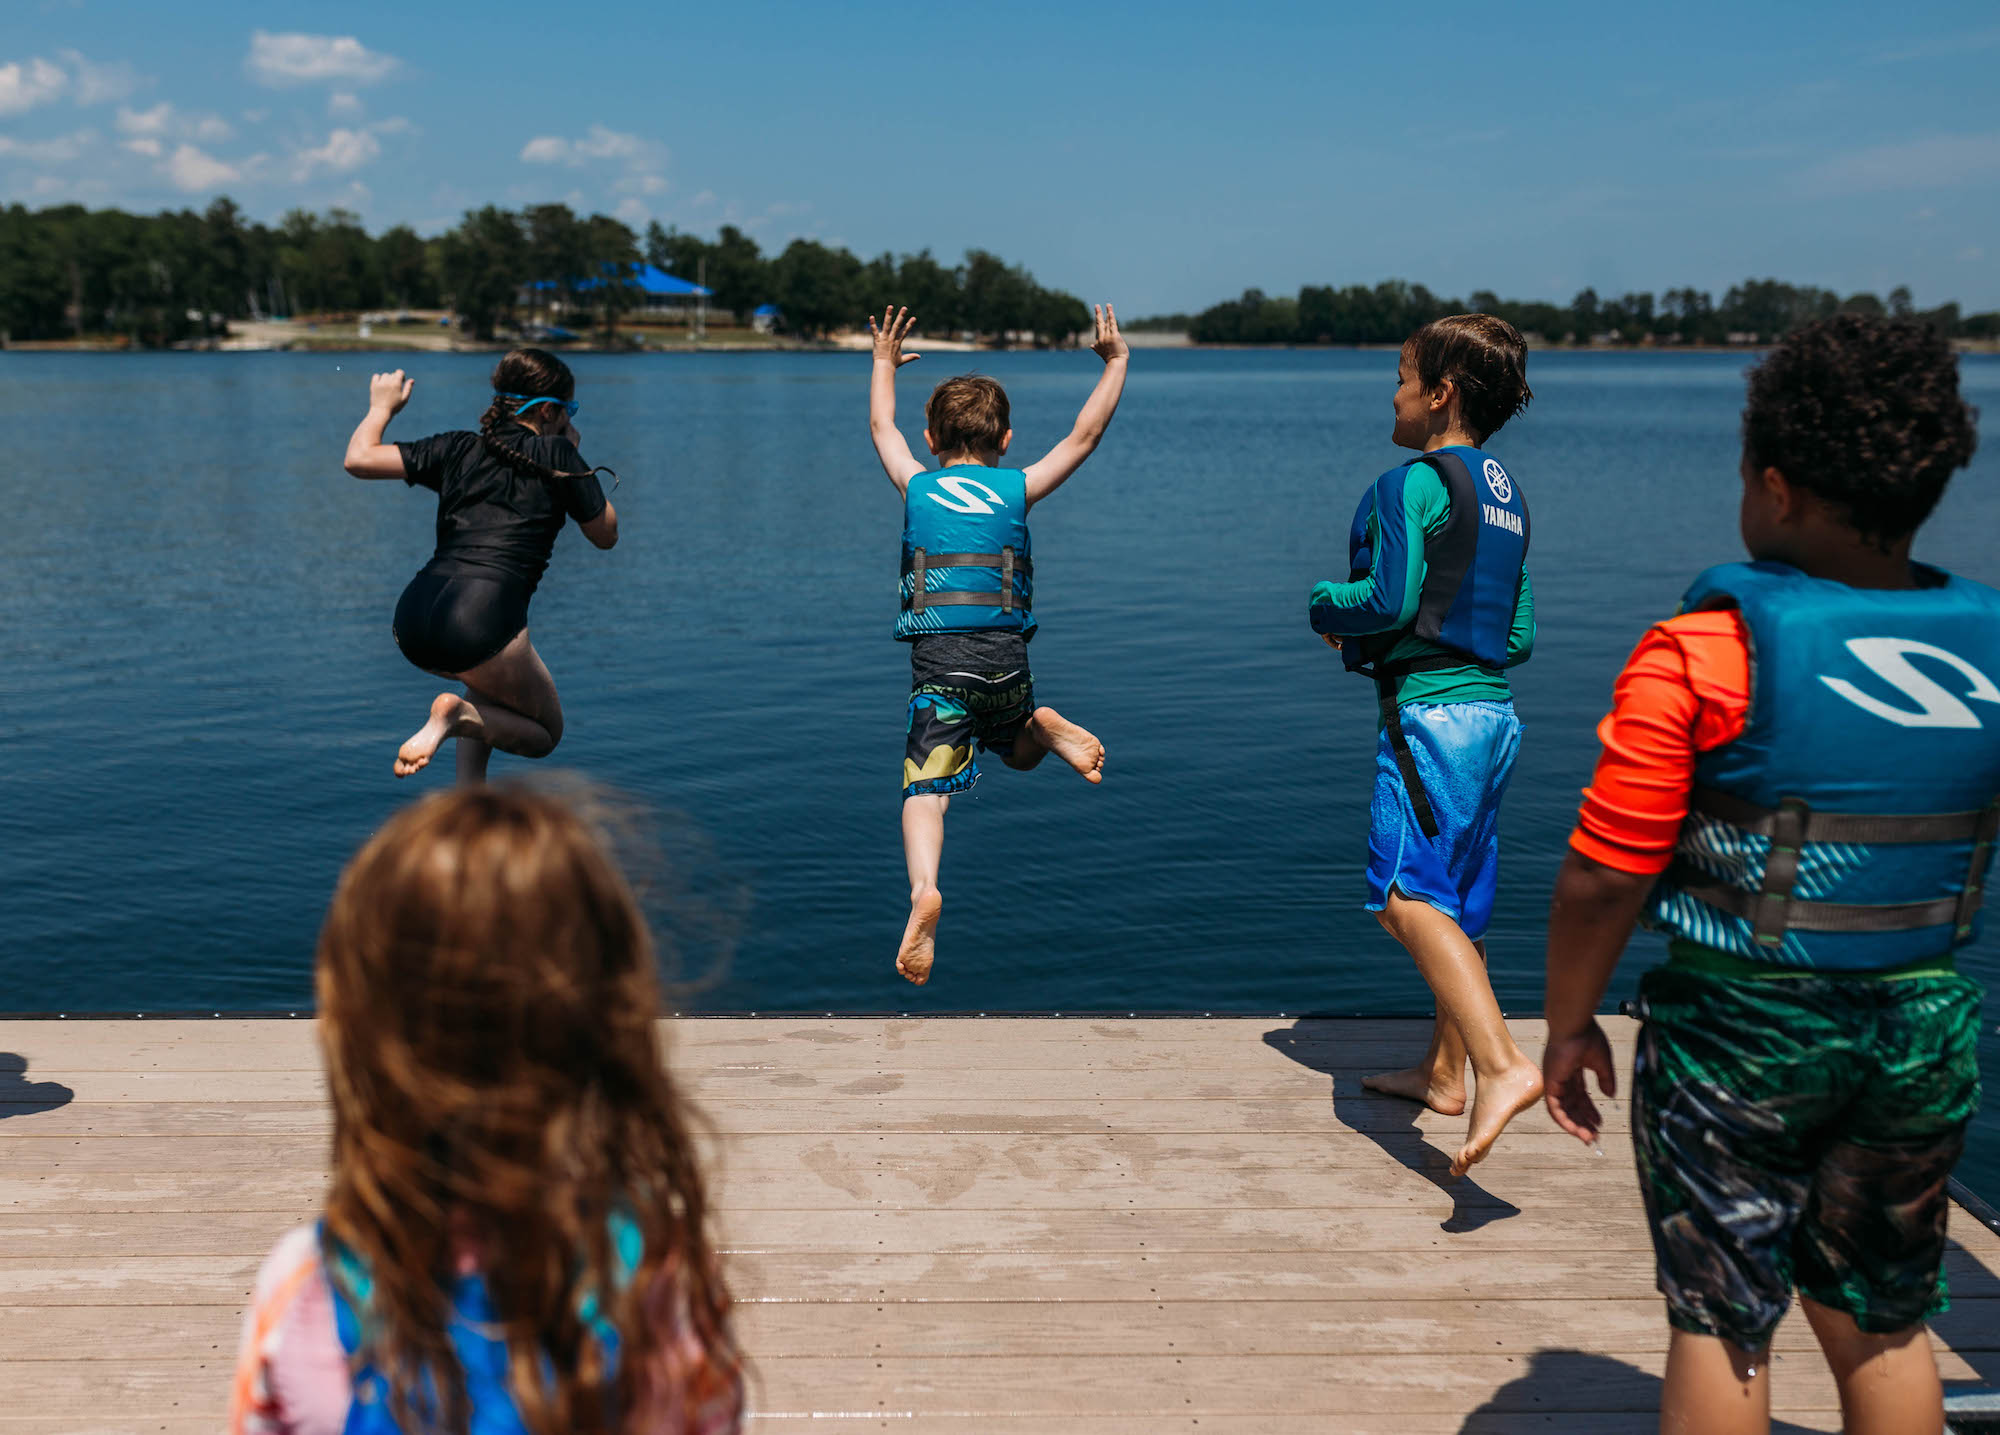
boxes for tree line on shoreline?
[0,198,1091,347]
[1150,280,2000,346]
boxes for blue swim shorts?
[1365,699,1522,940]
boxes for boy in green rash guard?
[1309,313,1541,1179]
[1543,316,1990,1435]
[869,304,1129,987]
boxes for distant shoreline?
[7,330,1996,357]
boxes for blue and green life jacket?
[1341,445,1529,677]
[322,1211,642,1434]
[895,465,1034,640]
[1647,561,2000,971]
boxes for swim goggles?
[497,392,580,418]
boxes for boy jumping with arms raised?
[869,305,1128,985]
[1543,315,1991,1435]
[1310,314,1543,1178]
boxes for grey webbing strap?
[1751,797,1810,949]
[1669,863,1962,935]
[1691,785,1994,846]
[1954,800,2000,937]
[912,551,1033,575]
[911,549,927,614]
[917,593,1017,606]
[1001,547,1014,615]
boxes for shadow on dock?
[1455,1348,1822,1432]
[0,1053,73,1119]
[1262,1019,1521,1232]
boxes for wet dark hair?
[478,349,615,487]
[1404,314,1533,442]
[1743,315,1978,546]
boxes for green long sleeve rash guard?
[1309,458,1535,712]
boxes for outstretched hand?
[1090,303,1127,363]
[1543,1019,1618,1145]
[369,368,413,415]
[869,306,920,368]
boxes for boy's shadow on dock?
[0,1053,74,1119]
[1456,1348,1821,1433]
[1263,1019,1520,1232]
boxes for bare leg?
[1660,1330,1770,1435]
[898,793,947,985]
[1801,1299,1942,1435]
[1006,706,1104,782]
[1378,893,1541,1176]
[1362,938,1480,1116]
[393,629,565,781]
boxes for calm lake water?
[5,347,2000,1172]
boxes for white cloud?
[123,137,162,158]
[519,124,666,173]
[291,126,381,180]
[329,90,362,117]
[691,189,715,208]
[247,31,398,87]
[57,50,141,105]
[0,129,93,164]
[614,197,650,226]
[1961,246,1988,263]
[1796,133,2000,195]
[118,103,233,145]
[0,57,68,115]
[163,143,239,192]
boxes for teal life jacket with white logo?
[323,1210,641,1434]
[1647,561,2000,971]
[895,465,1034,640]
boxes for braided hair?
[477,348,617,487]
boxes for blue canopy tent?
[529,264,711,310]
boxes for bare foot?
[1029,707,1105,783]
[1361,1066,1467,1117]
[395,693,474,777]
[897,890,943,985]
[1452,1059,1545,1178]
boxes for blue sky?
[5,1,1999,314]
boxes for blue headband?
[497,392,579,418]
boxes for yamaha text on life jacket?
[1648,561,2000,971]
[896,465,1035,640]
[1345,446,1530,838]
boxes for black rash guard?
[396,425,607,600]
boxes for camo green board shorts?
[1632,946,1982,1350]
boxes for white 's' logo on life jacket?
[927,475,1005,515]
[1482,459,1512,503]
[1820,637,2000,729]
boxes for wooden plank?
[0,1207,1667,1259]
[0,1095,1638,1137]
[0,1349,1850,1418]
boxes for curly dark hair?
[1405,313,1533,442]
[1743,315,1978,546]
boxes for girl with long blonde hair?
[230,786,743,1435]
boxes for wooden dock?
[4,1016,1998,1433]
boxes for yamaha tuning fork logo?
[1482,458,1513,503]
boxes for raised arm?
[343,369,413,479]
[868,306,926,495]
[1022,304,1129,506]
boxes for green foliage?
[1179,276,1989,347]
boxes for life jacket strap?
[1690,785,1997,846]
[1953,799,2000,939]
[905,547,1029,617]
[1359,653,1506,842]
[1666,857,1967,936]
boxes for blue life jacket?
[895,465,1034,640]
[323,1211,641,1434]
[1341,445,1529,676]
[1647,561,2000,971]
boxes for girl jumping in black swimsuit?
[343,348,620,782]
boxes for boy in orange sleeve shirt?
[1542,316,1995,1435]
